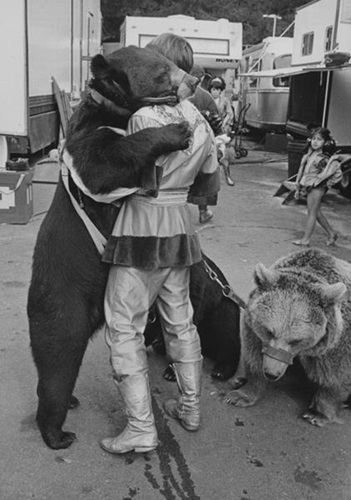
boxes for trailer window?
[324,26,333,52]
[302,32,314,56]
[272,54,291,87]
[248,58,261,87]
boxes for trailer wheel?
[338,172,351,199]
[235,150,242,159]
[240,148,248,157]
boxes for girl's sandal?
[326,234,338,246]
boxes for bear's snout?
[262,355,288,381]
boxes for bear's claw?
[211,363,237,381]
[224,389,257,407]
[302,411,343,426]
[69,395,80,409]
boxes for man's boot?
[163,360,202,432]
[101,373,158,454]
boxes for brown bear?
[225,248,351,427]
[27,46,195,450]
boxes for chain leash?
[203,259,246,310]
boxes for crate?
[0,169,34,224]
[287,139,307,178]
[264,133,288,153]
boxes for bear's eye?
[265,329,275,339]
[289,339,300,347]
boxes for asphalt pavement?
[1,138,351,500]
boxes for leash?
[202,259,246,310]
[59,148,107,255]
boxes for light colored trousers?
[104,266,202,378]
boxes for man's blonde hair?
[146,33,194,73]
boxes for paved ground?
[1,139,351,500]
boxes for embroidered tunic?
[102,100,218,269]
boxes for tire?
[235,150,242,159]
[240,148,248,157]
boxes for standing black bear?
[27,46,195,450]
[28,46,241,451]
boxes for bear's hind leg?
[302,386,344,426]
[209,300,241,381]
[33,323,90,449]
[36,377,78,449]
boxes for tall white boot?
[101,373,158,454]
[164,360,202,432]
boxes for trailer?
[239,0,351,197]
[286,0,351,196]
[0,0,101,166]
[285,0,351,146]
[239,36,293,132]
[115,14,242,85]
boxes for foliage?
[101,0,307,45]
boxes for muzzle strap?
[262,345,294,365]
[139,95,178,106]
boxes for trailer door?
[0,0,28,136]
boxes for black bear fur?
[27,46,240,451]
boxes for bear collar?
[90,87,178,113]
[90,89,132,118]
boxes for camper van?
[286,0,351,196]
[118,15,242,83]
[286,0,351,146]
[239,36,293,131]
[0,0,101,165]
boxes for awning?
[239,63,351,78]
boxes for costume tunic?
[102,100,218,269]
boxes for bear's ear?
[318,282,347,306]
[254,263,277,288]
[91,54,111,79]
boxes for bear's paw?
[224,387,259,407]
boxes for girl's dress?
[296,151,342,195]
[213,94,234,134]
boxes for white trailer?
[239,37,293,131]
[0,0,101,165]
[118,14,242,79]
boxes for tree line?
[101,0,307,46]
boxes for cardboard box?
[264,133,288,153]
[0,169,34,224]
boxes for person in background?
[209,76,235,186]
[209,76,234,135]
[293,127,341,246]
[189,64,222,223]
[100,33,219,454]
